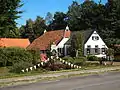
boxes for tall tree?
[33,16,47,38]
[70,32,83,57]
[19,16,46,42]
[49,12,67,30]
[0,0,23,37]
[45,12,53,26]
[67,1,82,30]
[102,0,120,45]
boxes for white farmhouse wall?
[84,31,108,49]
[51,44,57,51]
[84,31,108,58]
[57,38,69,48]
[51,38,70,53]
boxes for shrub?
[0,47,40,73]
[62,56,74,63]
[63,56,87,66]
[10,61,33,73]
[45,64,67,71]
[87,55,99,61]
[114,55,120,62]
[73,57,87,66]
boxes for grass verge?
[0,66,120,88]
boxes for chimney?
[44,29,47,34]
[64,26,70,38]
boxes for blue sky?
[17,0,107,26]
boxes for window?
[87,45,91,48]
[95,45,98,48]
[87,45,91,54]
[58,48,63,56]
[102,48,105,54]
[95,45,99,54]
[92,36,99,40]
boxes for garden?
[0,45,120,79]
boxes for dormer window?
[92,36,99,40]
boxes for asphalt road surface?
[1,72,120,90]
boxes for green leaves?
[0,47,40,73]
[0,0,22,38]
[19,16,47,42]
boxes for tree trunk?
[76,50,78,57]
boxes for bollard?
[30,67,33,71]
[51,56,53,59]
[26,68,28,72]
[47,58,50,61]
[56,56,59,59]
[77,66,79,69]
[65,62,68,64]
[71,64,74,68]
[41,62,44,66]
[62,60,65,63]
[34,66,36,69]
[79,66,82,68]
[68,63,71,66]
[21,69,24,72]
[60,58,62,61]
[37,64,40,67]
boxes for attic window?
[92,36,99,40]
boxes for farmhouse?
[28,26,108,61]
[27,26,71,61]
[84,30,108,58]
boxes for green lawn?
[1,61,120,79]
[0,64,118,79]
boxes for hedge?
[62,56,87,66]
[0,47,40,73]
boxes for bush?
[0,47,40,73]
[63,56,87,66]
[62,56,74,63]
[114,55,120,62]
[45,64,67,71]
[73,57,87,66]
[87,55,99,61]
[10,61,33,73]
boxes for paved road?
[1,72,120,90]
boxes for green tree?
[70,32,83,57]
[49,12,67,30]
[106,48,114,65]
[19,16,46,42]
[103,0,120,45]
[33,16,47,38]
[45,12,53,26]
[67,1,82,30]
[0,0,23,37]
[25,19,35,42]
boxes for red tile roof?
[0,38,30,48]
[27,30,65,50]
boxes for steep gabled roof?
[27,30,64,50]
[83,29,94,44]
[65,30,93,45]
[0,38,30,48]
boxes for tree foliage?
[18,0,120,45]
[70,32,83,57]
[48,12,67,30]
[0,47,40,73]
[0,0,23,38]
[19,16,47,42]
